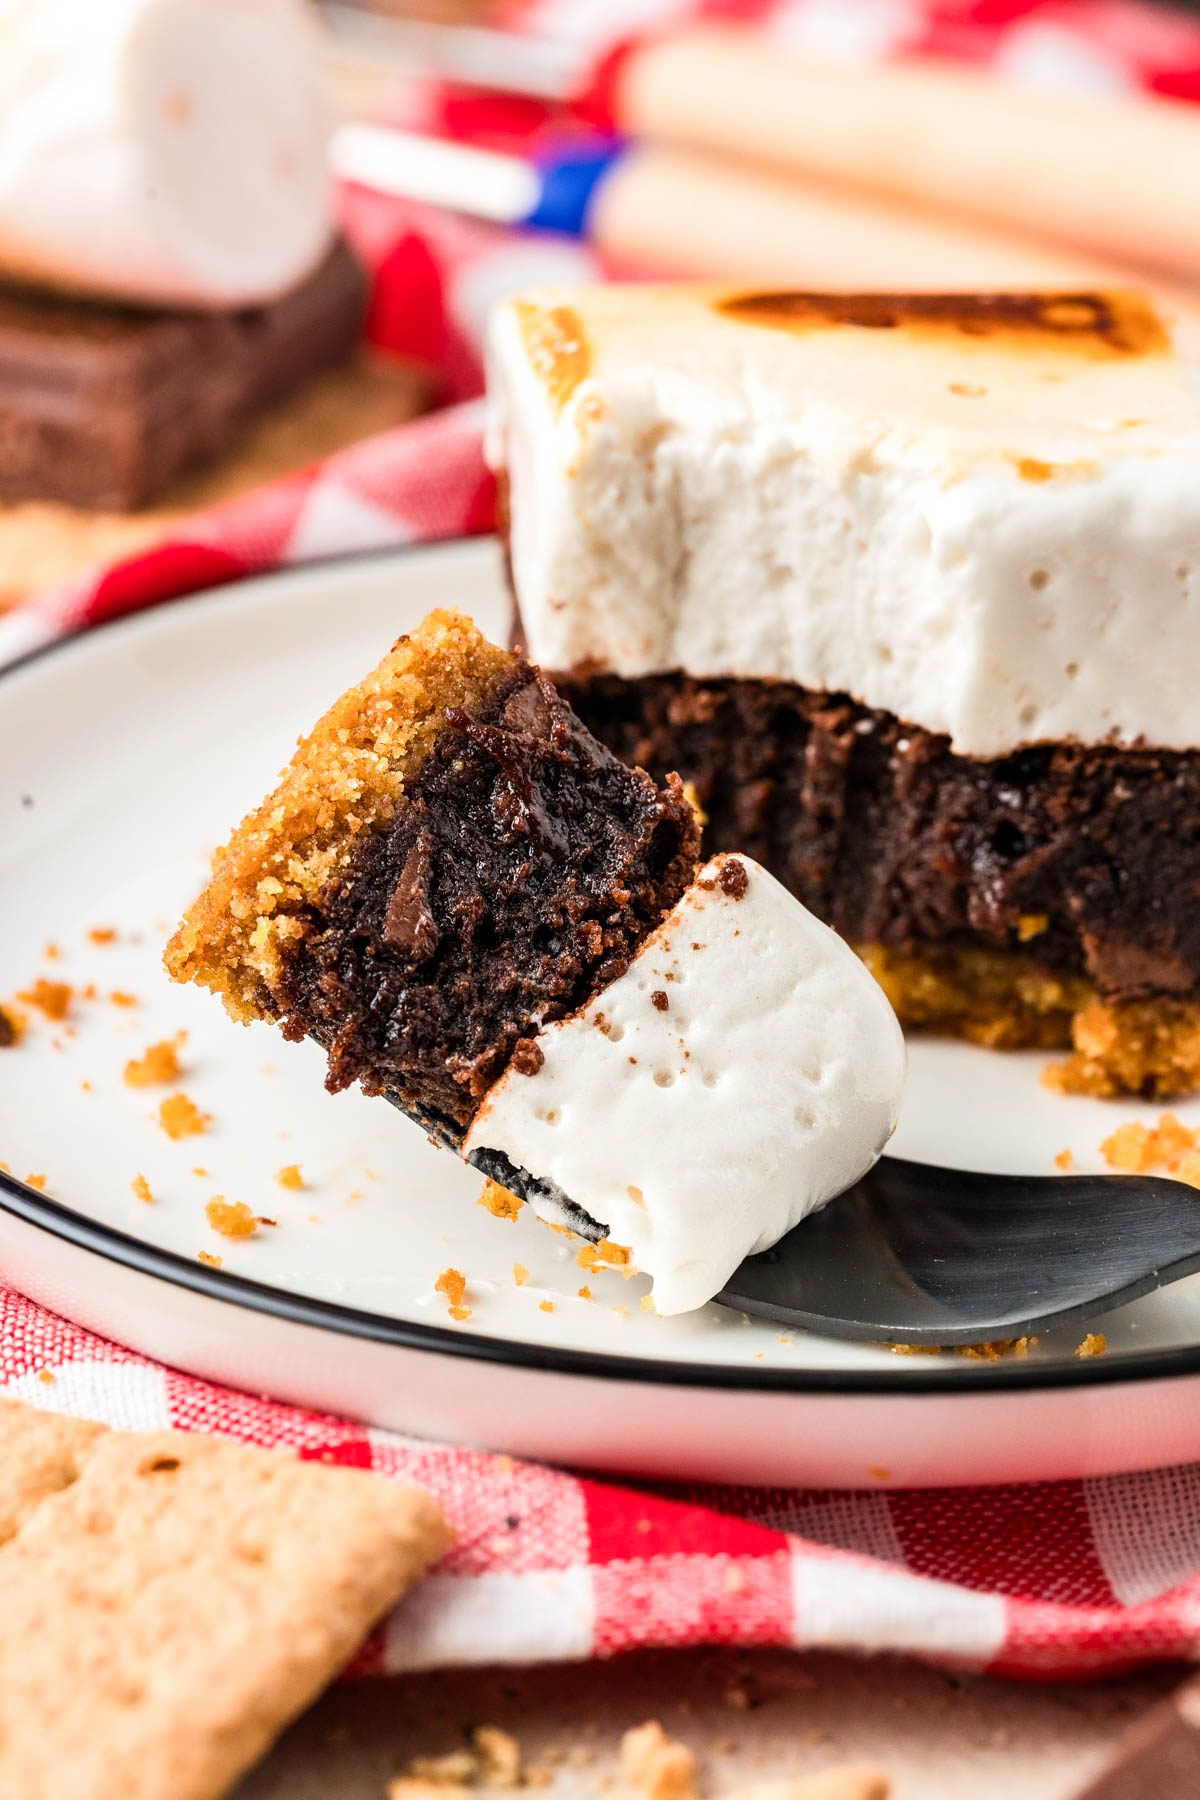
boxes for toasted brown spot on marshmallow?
[514,302,592,414]
[715,290,1169,359]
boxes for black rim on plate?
[5,543,1200,1398]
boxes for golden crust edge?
[163,608,514,1022]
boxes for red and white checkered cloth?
[6,0,1200,1682]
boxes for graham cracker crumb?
[205,1198,258,1240]
[513,1264,530,1286]
[539,1300,555,1313]
[109,990,138,1008]
[640,1294,658,1315]
[1100,1110,1200,1184]
[435,1267,471,1321]
[1055,1148,1074,1170]
[197,1250,223,1268]
[123,1034,186,1088]
[1046,1000,1200,1099]
[131,1174,154,1204]
[25,1174,46,1192]
[275,1164,304,1191]
[87,927,117,945]
[577,1239,635,1276]
[473,1725,522,1788]
[1077,1332,1108,1358]
[577,1285,593,1300]
[17,978,73,1022]
[620,1721,698,1800]
[157,1093,211,1140]
[956,1337,1036,1361]
[479,1179,523,1222]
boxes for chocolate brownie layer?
[556,670,1200,1006]
[266,662,697,1134]
[0,239,366,511]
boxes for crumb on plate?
[205,1197,258,1240]
[131,1174,153,1203]
[157,1093,211,1139]
[110,989,138,1008]
[435,1266,471,1322]
[1100,1111,1200,1184]
[1077,1332,1107,1358]
[956,1337,1037,1361]
[87,927,117,945]
[123,1034,186,1088]
[576,1238,635,1276]
[513,1263,530,1286]
[275,1163,304,1190]
[1055,1148,1074,1170]
[17,978,72,1021]
[25,1173,46,1191]
[620,1721,698,1800]
[197,1250,222,1268]
[478,1179,523,1222]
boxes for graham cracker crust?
[863,944,1200,1099]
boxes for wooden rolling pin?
[613,28,1200,284]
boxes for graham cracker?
[0,1397,450,1800]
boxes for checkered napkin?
[7,0,1200,1682]
[8,1287,1200,1680]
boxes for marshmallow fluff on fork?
[167,611,905,1315]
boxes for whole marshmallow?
[0,0,333,308]
[465,854,906,1316]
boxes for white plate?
[4,538,1200,1487]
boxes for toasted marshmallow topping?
[0,0,332,308]
[465,854,906,1316]
[487,285,1200,756]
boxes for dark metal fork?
[388,1082,1200,1343]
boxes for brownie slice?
[0,240,366,511]
[166,611,699,1145]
